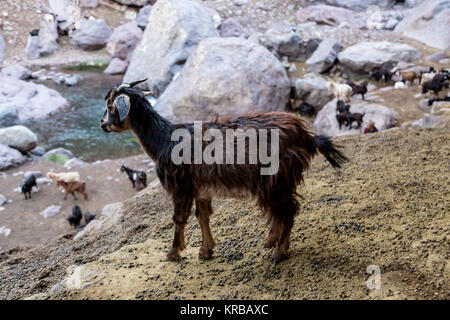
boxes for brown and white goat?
[100,79,348,263]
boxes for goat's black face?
[100,79,151,133]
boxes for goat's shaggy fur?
[21,174,37,199]
[57,180,88,201]
[346,81,368,100]
[47,172,80,183]
[329,81,352,103]
[100,81,348,263]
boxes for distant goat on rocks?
[100,79,348,263]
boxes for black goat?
[336,100,350,114]
[21,174,37,199]
[422,79,449,97]
[346,81,368,100]
[100,79,348,263]
[84,212,96,224]
[67,205,83,229]
[370,69,392,82]
[298,102,315,117]
[120,165,147,191]
[428,96,450,106]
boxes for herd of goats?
[297,66,450,132]
[20,164,147,229]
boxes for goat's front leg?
[195,199,216,260]
[167,196,193,261]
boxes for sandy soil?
[0,127,448,300]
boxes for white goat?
[329,81,352,103]
[47,172,80,183]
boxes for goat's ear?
[114,94,131,121]
[142,90,153,97]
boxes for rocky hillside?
[1,127,448,300]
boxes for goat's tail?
[314,135,349,169]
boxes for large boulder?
[295,5,365,28]
[106,22,143,61]
[0,144,27,170]
[0,75,69,121]
[104,57,129,75]
[338,41,421,73]
[0,104,19,125]
[1,65,31,80]
[123,0,219,96]
[0,126,38,153]
[69,19,112,51]
[306,38,342,73]
[154,37,291,122]
[37,15,59,57]
[395,0,450,51]
[0,35,4,63]
[256,29,319,62]
[313,99,399,136]
[293,73,334,110]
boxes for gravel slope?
[0,127,448,300]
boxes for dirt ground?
[0,127,448,300]
[0,154,156,251]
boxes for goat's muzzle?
[100,120,112,133]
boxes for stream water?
[24,70,143,162]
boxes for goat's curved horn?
[129,78,148,88]
[143,90,153,97]
[117,83,130,91]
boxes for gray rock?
[1,65,31,80]
[0,35,4,63]
[257,30,319,62]
[106,22,143,61]
[219,18,249,38]
[306,38,342,73]
[0,144,27,170]
[0,75,69,121]
[295,4,365,28]
[338,41,421,73]
[324,0,396,11]
[294,73,334,110]
[112,0,148,6]
[366,6,404,30]
[104,57,128,75]
[408,114,443,129]
[25,31,41,59]
[395,0,450,51]
[136,5,152,29]
[40,205,62,219]
[63,157,86,169]
[313,99,399,136]
[69,19,112,51]
[30,146,46,156]
[154,37,291,122]
[80,0,99,8]
[63,74,79,86]
[233,0,249,6]
[49,0,79,33]
[0,104,19,125]
[37,15,59,57]
[426,51,448,62]
[123,0,219,96]
[0,126,38,153]
[49,282,66,295]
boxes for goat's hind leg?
[195,198,216,260]
[270,197,297,264]
[167,196,193,261]
[264,219,281,249]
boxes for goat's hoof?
[272,250,288,264]
[167,249,181,261]
[199,247,213,260]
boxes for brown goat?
[100,80,348,263]
[399,71,417,83]
[57,180,88,201]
